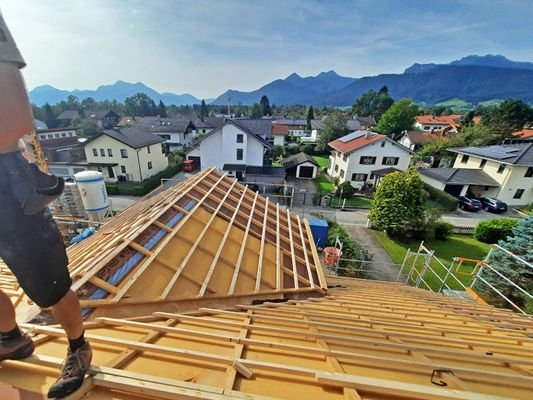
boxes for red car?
[183,160,195,172]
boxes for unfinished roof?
[26,168,324,320]
[3,277,533,399]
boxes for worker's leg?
[50,289,84,340]
[0,289,17,332]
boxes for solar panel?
[339,131,366,142]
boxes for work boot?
[47,342,92,399]
[0,333,35,361]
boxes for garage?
[444,184,463,197]
[188,156,201,168]
[282,152,319,179]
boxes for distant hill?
[210,70,357,105]
[404,55,533,74]
[29,80,201,106]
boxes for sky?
[2,0,532,99]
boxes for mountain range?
[29,55,533,107]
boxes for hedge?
[423,184,458,211]
[106,164,182,197]
[474,218,519,244]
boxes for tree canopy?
[248,103,262,118]
[157,100,167,118]
[368,168,426,237]
[351,86,394,121]
[306,106,315,129]
[200,99,209,119]
[259,95,271,116]
[316,112,349,152]
[124,93,158,116]
[482,99,532,140]
[376,98,419,136]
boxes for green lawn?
[372,231,491,291]
[314,175,334,195]
[312,155,329,169]
[329,196,372,208]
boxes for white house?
[420,143,533,206]
[328,131,413,189]
[186,119,272,181]
[133,117,196,151]
[37,128,77,141]
[272,123,288,146]
[398,130,443,151]
[414,115,463,133]
[84,127,167,182]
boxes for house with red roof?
[414,114,463,133]
[327,131,413,189]
[271,123,289,146]
[513,128,533,139]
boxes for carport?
[419,168,500,198]
[282,152,319,179]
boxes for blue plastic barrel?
[308,219,329,248]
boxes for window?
[54,134,60,138]
[334,165,339,172]
[424,126,430,130]
[107,149,113,157]
[92,148,98,156]
[147,146,151,154]
[236,148,243,161]
[100,148,105,157]
[360,156,376,165]
[61,133,66,137]
[525,167,533,178]
[497,164,506,174]
[369,174,375,179]
[121,149,128,158]
[380,141,385,147]
[351,173,368,182]
[513,189,525,199]
[97,166,102,172]
[48,134,53,139]
[236,134,244,143]
[147,161,153,170]
[121,166,127,174]
[480,159,487,168]
[342,154,348,162]
[382,157,399,166]
[461,155,469,163]
[340,169,345,178]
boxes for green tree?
[43,103,58,128]
[259,95,271,116]
[316,112,349,152]
[351,86,394,121]
[248,103,262,118]
[482,99,532,140]
[200,99,209,120]
[376,98,419,136]
[306,106,315,129]
[157,100,168,118]
[81,97,97,111]
[474,215,533,313]
[124,93,157,116]
[78,119,100,137]
[369,168,425,237]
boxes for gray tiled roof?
[275,119,307,126]
[282,152,319,169]
[448,143,533,166]
[419,168,500,186]
[310,119,325,130]
[232,118,273,138]
[85,127,165,149]
[57,110,80,120]
[136,117,196,133]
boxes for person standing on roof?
[0,11,92,398]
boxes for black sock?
[0,326,22,341]
[68,331,86,352]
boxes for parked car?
[479,197,508,213]
[183,159,196,172]
[458,196,482,211]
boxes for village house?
[328,131,413,189]
[137,117,197,151]
[419,143,533,206]
[414,114,463,133]
[282,152,319,179]
[186,119,283,183]
[194,117,225,135]
[272,123,289,146]
[56,109,80,124]
[398,130,445,151]
[84,126,167,182]
[86,110,120,129]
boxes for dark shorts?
[0,154,71,308]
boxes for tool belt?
[0,152,64,215]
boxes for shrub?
[434,221,454,240]
[105,183,118,195]
[423,184,458,211]
[474,218,519,244]
[335,181,356,198]
[299,144,314,154]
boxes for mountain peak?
[285,72,303,81]
[317,70,339,77]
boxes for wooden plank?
[276,203,282,291]
[228,192,259,295]
[255,201,269,293]
[303,218,327,289]
[297,215,315,288]
[224,310,252,391]
[286,210,299,289]
[198,184,248,297]
[160,179,238,300]
[88,276,120,295]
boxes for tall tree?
[200,99,209,120]
[368,168,425,237]
[157,100,168,118]
[376,98,419,136]
[482,99,532,140]
[259,95,271,116]
[316,112,349,152]
[351,86,394,121]
[124,93,157,116]
[475,215,533,313]
[306,106,315,129]
[43,103,58,128]
[248,103,262,118]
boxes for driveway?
[286,177,316,206]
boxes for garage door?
[188,156,201,168]
[298,166,315,178]
[444,184,463,198]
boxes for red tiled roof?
[328,131,384,154]
[513,129,533,139]
[405,131,445,145]
[473,116,482,124]
[272,124,289,136]
[415,114,463,128]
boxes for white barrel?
[74,171,110,213]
